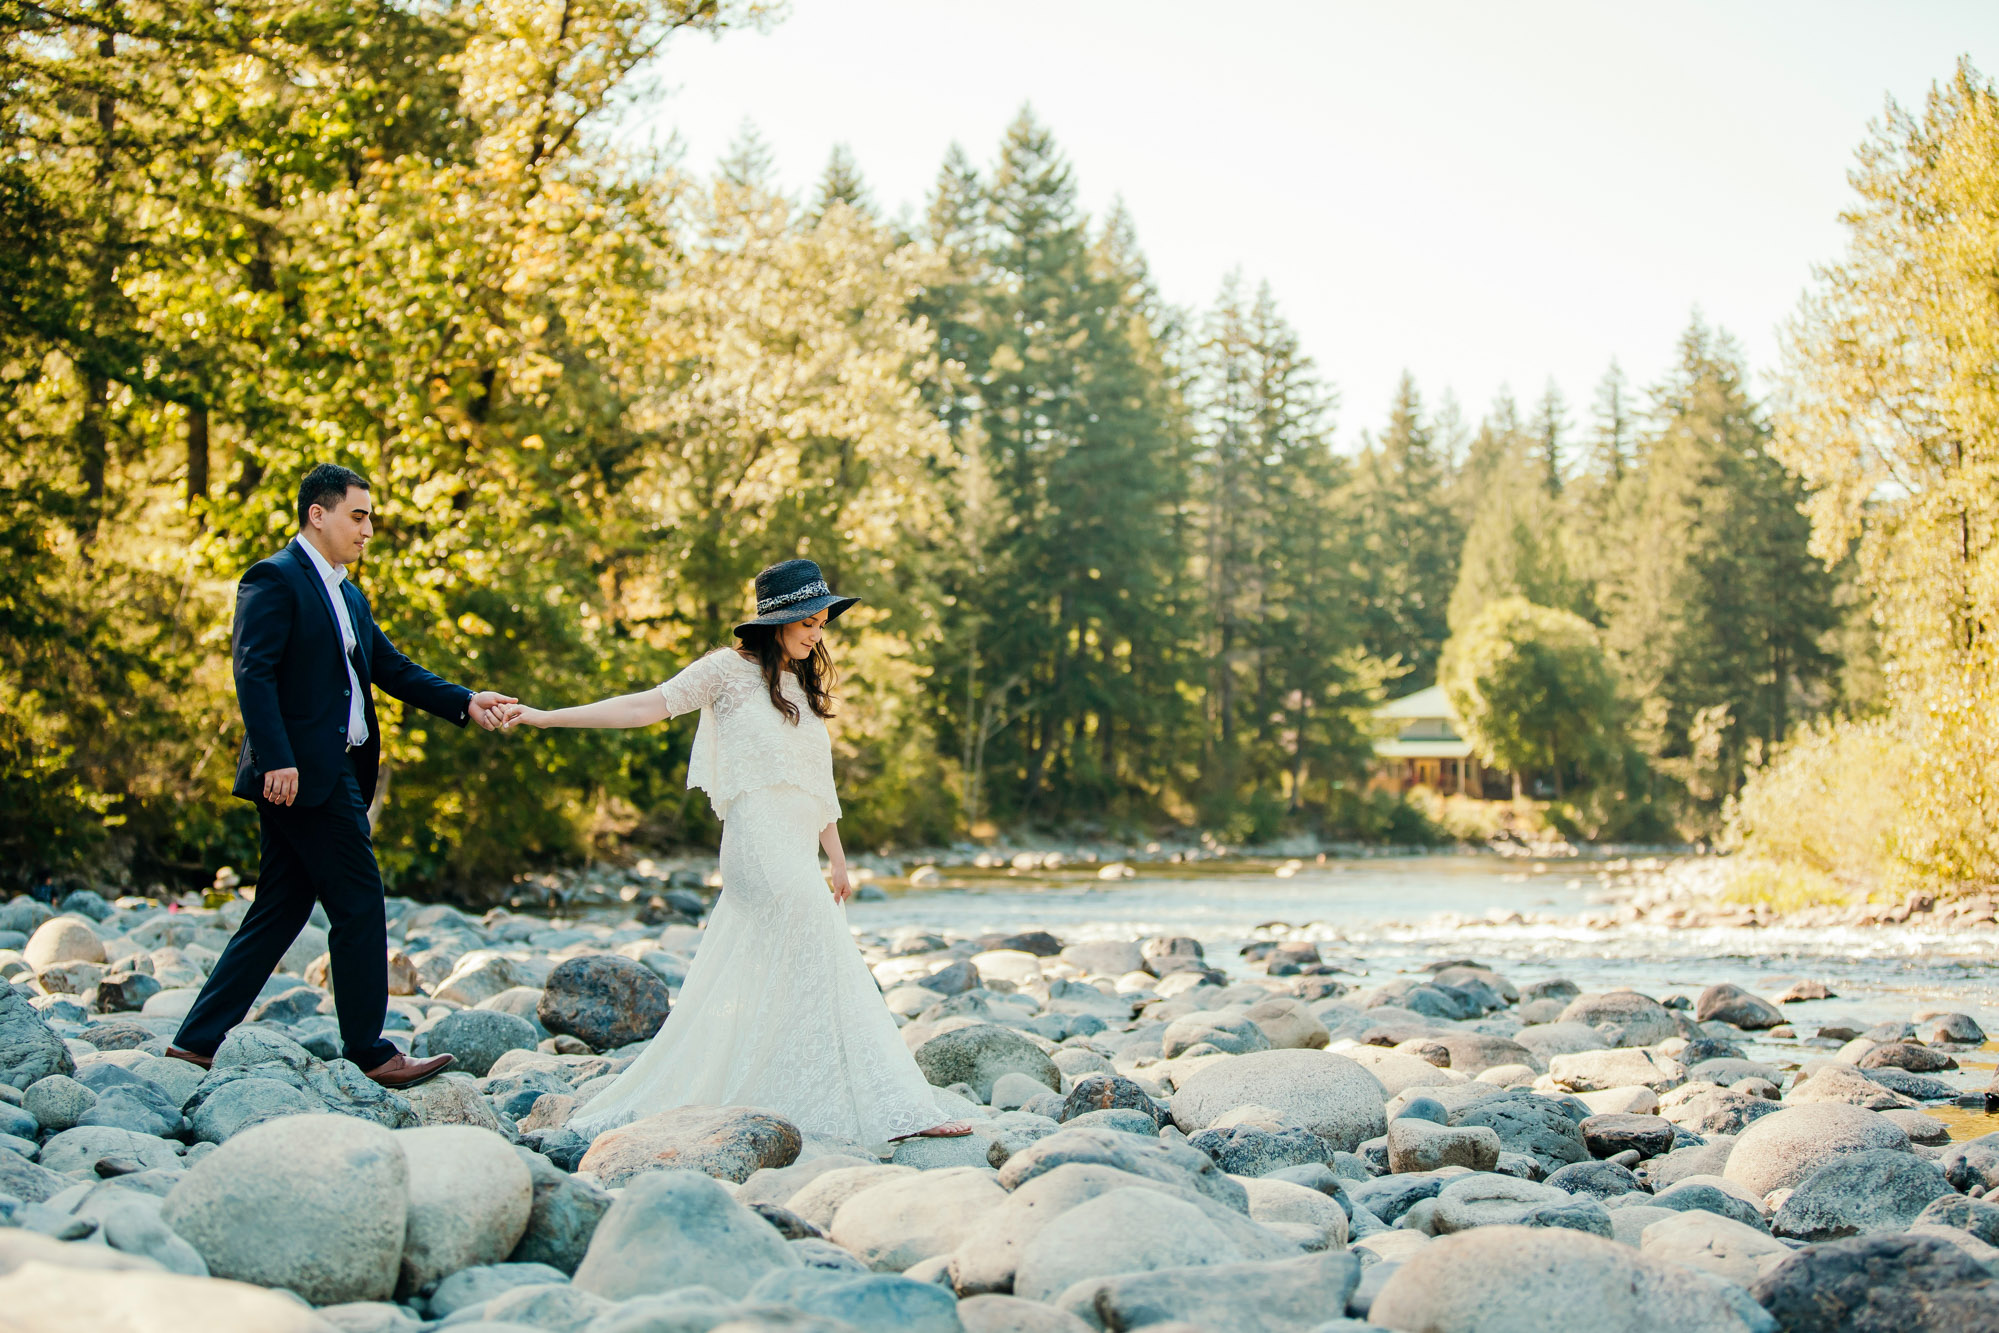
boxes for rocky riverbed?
[4,880,1999,1332]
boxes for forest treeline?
[3,2,1992,897]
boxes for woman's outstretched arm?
[506,689,669,730]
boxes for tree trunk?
[187,404,210,517]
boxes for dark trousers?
[175,763,397,1069]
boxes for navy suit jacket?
[231,541,474,807]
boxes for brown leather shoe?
[364,1052,455,1089]
[165,1046,213,1070]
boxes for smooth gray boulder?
[1161,1011,1272,1059]
[913,1025,1062,1102]
[1430,1173,1613,1237]
[1170,1049,1387,1152]
[1055,1249,1360,1333]
[1912,1193,1999,1246]
[828,1166,1006,1272]
[1014,1187,1243,1303]
[996,1125,1248,1211]
[1187,1123,1333,1176]
[1749,1231,1999,1331]
[187,1076,320,1142]
[22,1073,96,1131]
[159,1112,408,1304]
[1771,1149,1953,1241]
[1694,984,1785,1030]
[576,1105,801,1188]
[1,988,76,1090]
[948,1161,1298,1297]
[1372,1224,1767,1331]
[536,955,672,1052]
[185,1028,417,1130]
[1557,991,1678,1048]
[1387,1117,1501,1173]
[1450,1089,1588,1173]
[37,1124,183,1176]
[0,1149,71,1203]
[1638,1210,1791,1289]
[786,1165,919,1231]
[393,1124,533,1298]
[1723,1103,1911,1198]
[425,1261,569,1318]
[571,1168,801,1301]
[423,1009,539,1077]
[767,1270,964,1333]
[507,1147,612,1274]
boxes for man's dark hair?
[297,463,370,526]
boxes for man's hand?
[466,691,518,731]
[262,767,300,806]
[828,862,852,904]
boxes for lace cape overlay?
[662,650,842,828]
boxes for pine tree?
[1355,375,1464,685]
[1531,381,1568,496]
[812,143,874,219]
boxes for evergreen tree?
[1530,381,1568,496]
[1600,317,1839,807]
[1354,375,1464,686]
[812,143,874,219]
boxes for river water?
[842,852,1999,1135]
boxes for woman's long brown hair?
[736,625,837,724]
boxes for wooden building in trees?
[1370,686,1501,797]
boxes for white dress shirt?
[296,537,370,746]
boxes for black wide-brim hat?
[732,559,860,637]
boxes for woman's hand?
[828,862,852,904]
[503,704,549,730]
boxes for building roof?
[1376,684,1456,721]
[1374,738,1476,760]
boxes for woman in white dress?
[503,559,972,1144]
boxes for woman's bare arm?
[821,822,852,903]
[505,690,669,730]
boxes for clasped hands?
[260,689,517,805]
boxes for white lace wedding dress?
[568,649,953,1143]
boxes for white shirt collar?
[295,535,346,585]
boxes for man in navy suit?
[168,464,515,1088]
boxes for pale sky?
[620,0,1997,447]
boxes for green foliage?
[1742,59,1999,892]
[1441,597,1627,797]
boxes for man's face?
[308,486,373,565]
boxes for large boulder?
[1169,1049,1387,1152]
[431,951,528,1007]
[508,1146,613,1273]
[950,1160,1295,1298]
[1187,1124,1333,1177]
[1014,1188,1245,1303]
[572,1168,800,1301]
[392,1124,533,1298]
[995,1125,1247,1211]
[537,955,673,1052]
[1388,1117,1502,1173]
[913,1024,1061,1102]
[185,1028,418,1130]
[1450,1089,1589,1174]
[1548,1049,1685,1093]
[23,916,106,969]
[1940,1132,1999,1193]
[1,986,76,1090]
[1161,1011,1272,1059]
[1371,1224,1766,1332]
[422,1009,539,1077]
[1055,1250,1360,1333]
[0,1150,71,1203]
[1749,1231,1999,1332]
[1640,1210,1790,1288]
[1060,941,1145,978]
[1430,1174,1613,1237]
[1239,996,1331,1050]
[38,1124,184,1175]
[577,1105,801,1188]
[828,1165,1007,1272]
[399,1071,507,1131]
[160,1112,409,1304]
[1772,1149,1954,1241]
[0,1265,335,1333]
[1557,992,1678,1047]
[187,1075,321,1142]
[1060,1073,1163,1126]
[757,1270,964,1333]
[1723,1103,1911,1198]
[786,1164,919,1231]
[1694,984,1786,1030]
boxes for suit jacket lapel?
[339,581,373,690]
[281,541,345,650]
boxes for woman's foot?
[892,1120,975,1140]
